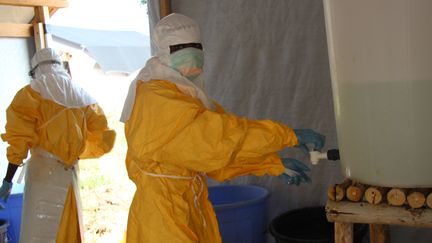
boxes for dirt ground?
[80,114,135,243]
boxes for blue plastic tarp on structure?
[46,25,151,73]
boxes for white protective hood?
[120,13,214,122]
[29,48,96,108]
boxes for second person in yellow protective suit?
[120,13,325,243]
[0,48,116,243]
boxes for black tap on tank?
[327,149,340,161]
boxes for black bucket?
[269,207,366,243]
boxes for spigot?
[309,149,340,165]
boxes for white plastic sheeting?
[148,0,432,242]
[0,38,33,182]
[46,25,151,73]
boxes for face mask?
[170,47,204,81]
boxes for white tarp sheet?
[46,25,151,73]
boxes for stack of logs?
[328,179,432,209]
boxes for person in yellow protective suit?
[120,13,325,243]
[0,48,116,243]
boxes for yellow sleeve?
[207,153,284,181]
[1,86,40,165]
[79,104,116,159]
[207,101,294,180]
[126,80,298,176]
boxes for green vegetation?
[80,174,112,190]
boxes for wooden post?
[365,187,388,205]
[370,224,390,243]
[33,22,45,50]
[335,222,353,243]
[34,5,50,22]
[387,188,407,206]
[32,6,51,50]
[159,0,171,19]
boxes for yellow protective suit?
[1,85,116,243]
[124,80,299,243]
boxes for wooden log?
[334,180,352,201]
[407,189,427,209]
[346,182,366,202]
[426,192,432,209]
[328,185,337,201]
[370,224,390,243]
[365,186,389,205]
[387,188,407,206]
[326,200,432,228]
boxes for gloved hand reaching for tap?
[0,179,12,202]
[279,158,311,185]
[293,129,325,155]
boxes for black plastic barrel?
[269,207,366,243]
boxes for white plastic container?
[323,0,432,187]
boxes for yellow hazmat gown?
[1,85,116,242]
[124,80,298,243]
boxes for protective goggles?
[29,60,62,77]
[169,43,203,54]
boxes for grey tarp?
[147,1,432,242]
[46,25,151,73]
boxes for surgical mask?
[170,47,204,81]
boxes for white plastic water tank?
[323,0,432,187]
